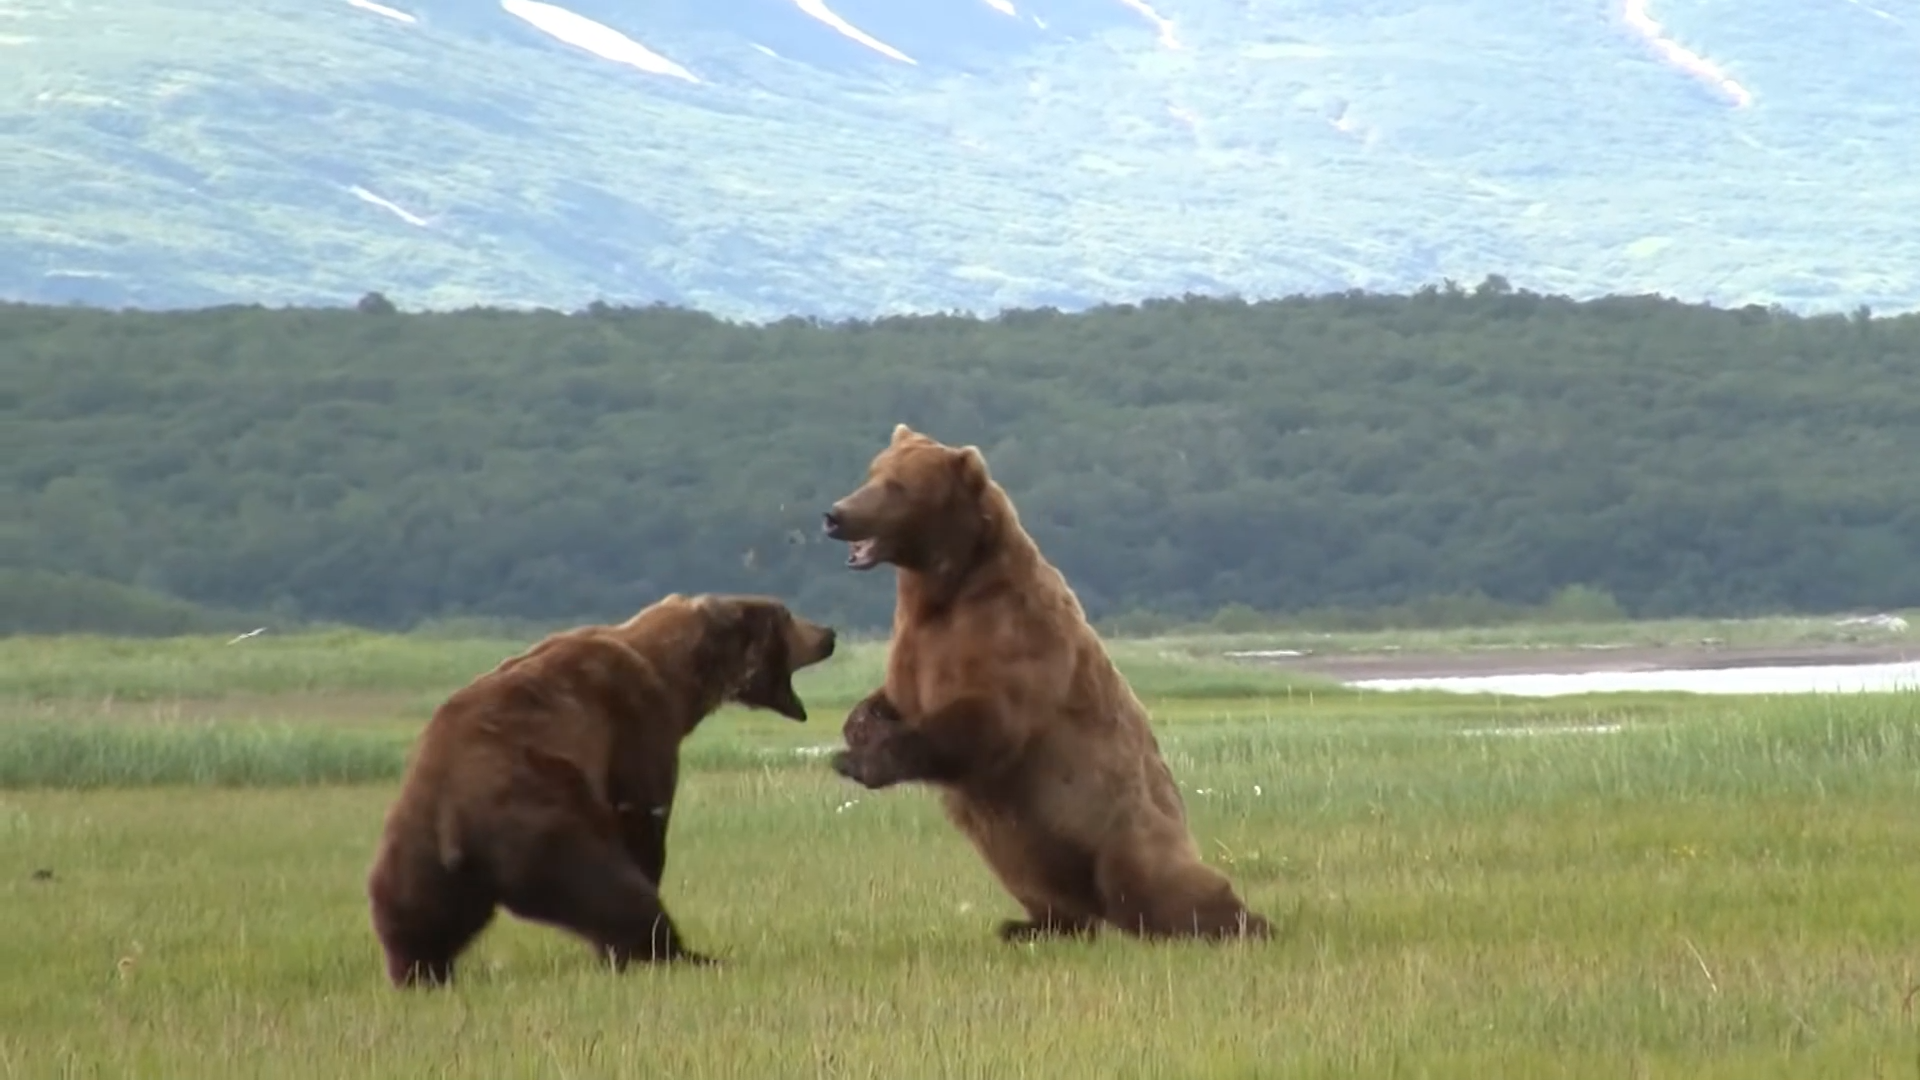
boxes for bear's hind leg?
[969,822,1103,945]
[497,829,711,969]
[368,858,498,989]
[1094,847,1271,942]
[380,906,495,988]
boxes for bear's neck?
[608,619,735,734]
[893,515,1039,620]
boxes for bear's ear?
[891,422,918,446]
[953,445,990,493]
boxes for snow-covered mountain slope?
[6,0,1919,318]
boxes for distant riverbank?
[1247,641,1919,682]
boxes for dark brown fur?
[822,425,1271,944]
[365,593,836,988]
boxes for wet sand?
[1243,642,1920,682]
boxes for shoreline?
[1240,641,1920,682]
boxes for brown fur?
[365,593,837,988]
[822,424,1271,944]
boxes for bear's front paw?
[830,748,895,790]
[841,694,900,750]
[840,687,898,730]
[841,714,885,755]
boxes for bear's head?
[678,594,838,722]
[821,424,997,575]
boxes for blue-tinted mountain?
[5,0,1918,318]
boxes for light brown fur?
[365,593,836,987]
[824,425,1270,943]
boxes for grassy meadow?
[3,623,1918,1078]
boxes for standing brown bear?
[822,424,1270,944]
[365,593,837,988]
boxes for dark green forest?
[6,278,1919,635]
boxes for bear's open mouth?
[846,539,880,570]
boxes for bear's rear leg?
[368,862,498,989]
[498,830,712,969]
[383,928,480,989]
[1095,848,1272,942]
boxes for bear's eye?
[884,479,906,496]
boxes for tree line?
[6,278,1918,635]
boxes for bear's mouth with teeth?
[845,539,881,570]
[823,506,885,570]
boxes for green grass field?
[3,627,1918,1078]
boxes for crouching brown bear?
[365,593,837,987]
[822,424,1271,944]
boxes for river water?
[1350,660,1920,697]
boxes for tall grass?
[6,621,1917,792]
[0,629,530,701]
[0,721,412,789]
[4,629,1346,703]
[10,610,1909,703]
[0,627,1348,789]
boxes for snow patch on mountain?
[348,185,431,227]
[1623,0,1752,107]
[347,0,417,25]
[1117,0,1180,50]
[502,0,700,83]
[794,0,918,64]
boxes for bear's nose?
[820,627,837,656]
[822,508,844,536]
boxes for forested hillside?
[7,281,1920,634]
